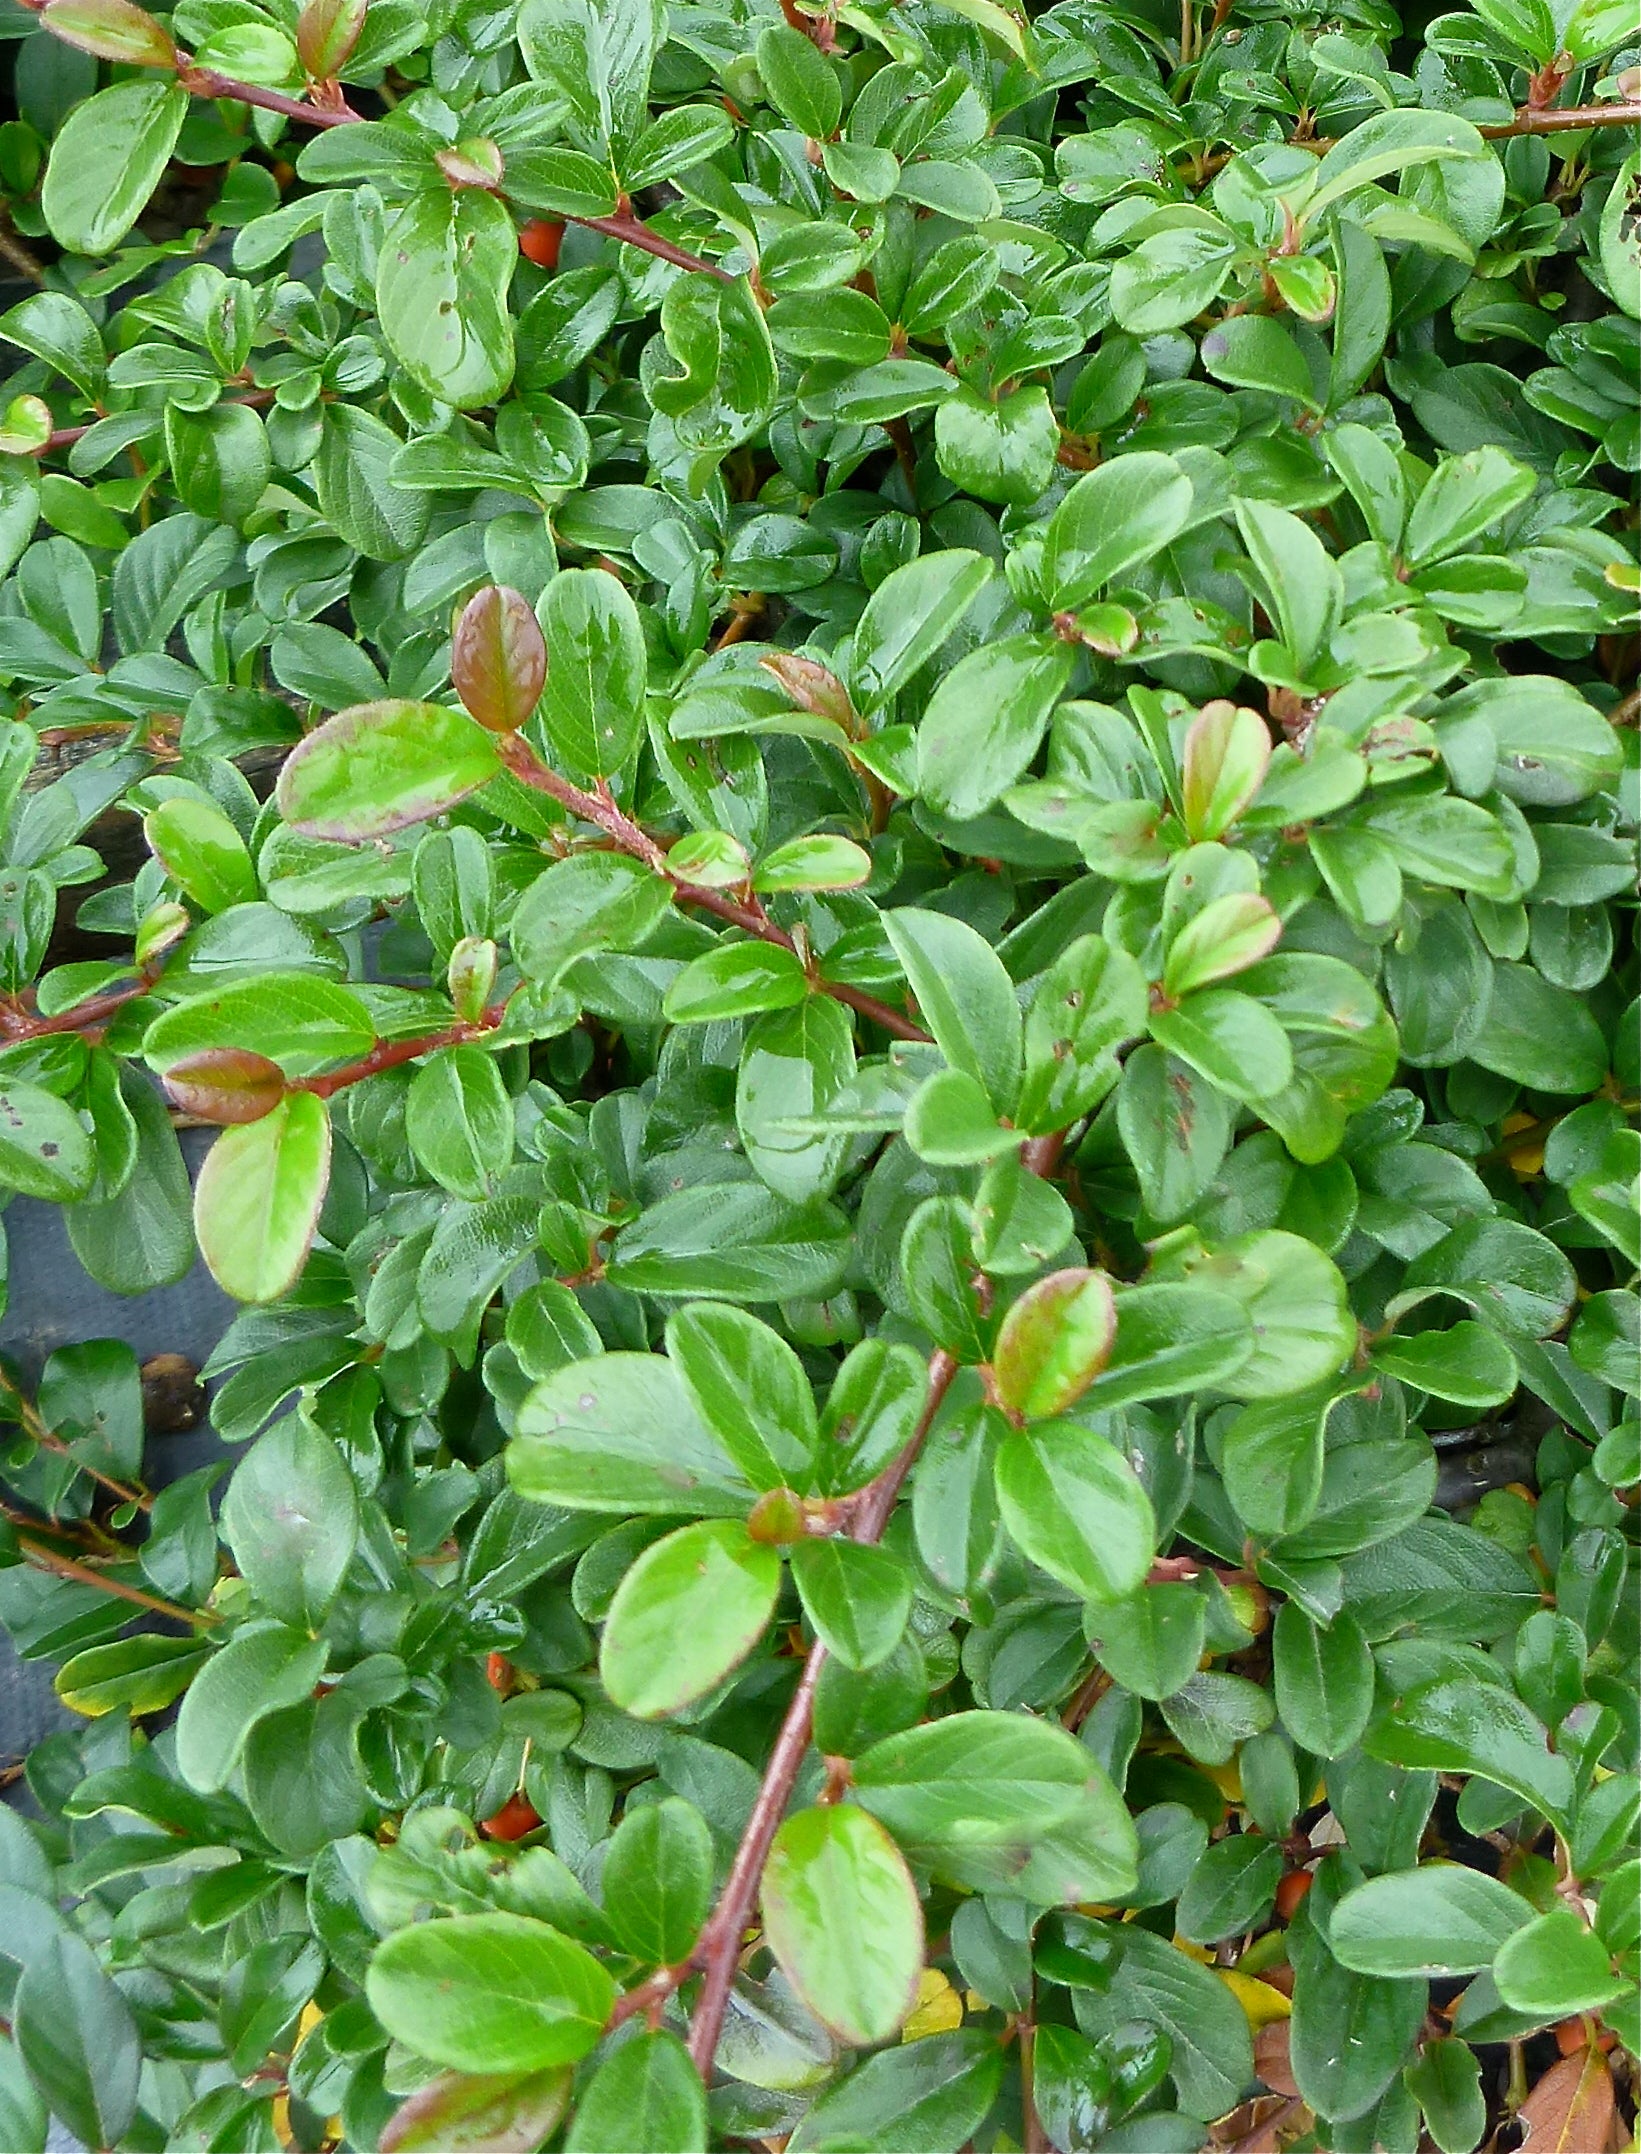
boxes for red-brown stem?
[684,1349,959,2077]
[0,975,154,1039]
[31,29,730,280]
[18,1536,216,1626]
[499,736,931,1043]
[573,212,730,281]
[177,63,363,124]
[686,1644,829,2075]
[45,386,278,453]
[1479,98,1641,135]
[291,1006,508,1098]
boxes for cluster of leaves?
[0,0,1635,2142]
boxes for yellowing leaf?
[901,1966,964,2041]
[1219,1968,1293,2028]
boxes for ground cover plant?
[0,0,1634,2141]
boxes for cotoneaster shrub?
[0,0,1634,2145]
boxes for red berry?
[518,219,564,269]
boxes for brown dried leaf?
[1254,2019,1300,2098]
[1516,2048,1615,2154]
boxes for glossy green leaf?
[194,1091,332,1304]
[763,1804,923,2045]
[367,1914,614,2073]
[600,1519,780,1716]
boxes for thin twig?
[684,1349,959,2076]
[19,1536,216,1626]
[1,1377,153,1513]
[499,735,930,1042]
[45,386,277,453]
[177,63,362,126]
[1479,99,1641,135]
[291,1005,509,1099]
[0,209,46,286]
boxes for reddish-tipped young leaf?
[277,700,503,839]
[1162,893,1283,999]
[295,0,367,74]
[40,0,177,66]
[993,1267,1118,1420]
[1181,701,1272,841]
[452,585,548,734]
[193,1091,332,1304]
[162,1048,287,1126]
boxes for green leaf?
[1074,1925,1253,2121]
[884,908,1021,1113]
[785,2031,1004,2154]
[13,1930,140,2153]
[666,1301,816,1491]
[1330,1868,1534,1978]
[405,1046,514,1202]
[0,1083,95,1201]
[662,941,809,1023]
[849,550,992,708]
[512,852,673,989]
[220,1415,358,1630]
[1018,933,1148,1135]
[564,2031,706,2154]
[53,1632,211,1718]
[1201,315,1321,408]
[164,402,271,527]
[600,1799,713,1966]
[277,701,502,841]
[1373,1323,1518,1408]
[174,1621,328,1792]
[651,274,778,458]
[194,1091,332,1304]
[367,1914,614,2073]
[1234,498,1340,675]
[1166,1231,1356,1399]
[1042,453,1195,612]
[1365,1675,1575,1825]
[376,185,515,408]
[1297,108,1488,220]
[994,1419,1157,1600]
[1272,1604,1375,1757]
[1080,1281,1255,1408]
[763,1804,923,2046]
[755,22,842,135]
[42,79,188,255]
[1162,893,1282,998]
[1149,987,1294,1105]
[1492,1906,1625,2018]
[144,797,258,914]
[1404,2039,1486,2154]
[511,1353,754,1517]
[1085,1582,1207,1701]
[791,1539,912,1670]
[993,1268,1117,1421]
[918,635,1074,821]
[600,1519,780,1716]
[934,384,1061,507]
[736,995,857,1200]
[1177,1832,1284,1943]
[904,1067,1016,1166]
[144,974,375,1076]
[540,568,648,780]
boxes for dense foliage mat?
[0,0,1634,2143]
